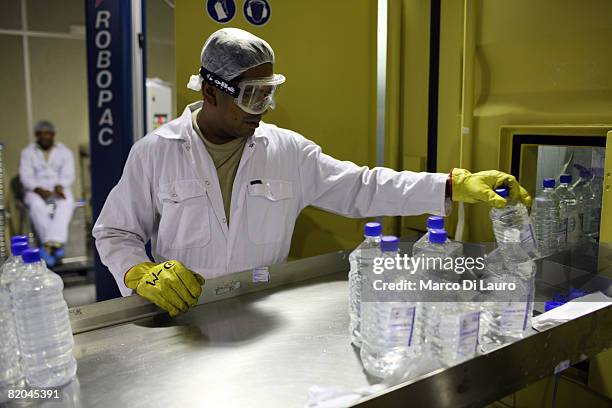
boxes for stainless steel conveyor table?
[16,243,612,407]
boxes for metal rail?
[68,249,350,334]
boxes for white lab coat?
[93,102,449,296]
[19,143,75,244]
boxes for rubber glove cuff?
[451,168,532,209]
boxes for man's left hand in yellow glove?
[450,168,532,209]
[124,260,205,317]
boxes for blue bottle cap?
[543,178,555,188]
[429,229,447,244]
[579,168,591,178]
[380,235,399,252]
[11,242,29,256]
[10,235,28,245]
[544,301,564,312]
[22,249,41,264]
[567,288,586,301]
[495,187,509,198]
[427,216,444,229]
[559,174,572,184]
[364,222,382,237]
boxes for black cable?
[552,374,560,408]
[426,0,441,173]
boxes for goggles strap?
[199,67,241,98]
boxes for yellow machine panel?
[387,0,612,402]
[435,0,612,243]
[175,0,378,259]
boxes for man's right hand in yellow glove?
[124,260,205,316]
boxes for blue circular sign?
[206,0,236,24]
[243,0,271,26]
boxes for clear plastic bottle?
[555,174,580,248]
[349,222,382,347]
[0,239,29,394]
[479,249,535,352]
[413,226,463,274]
[532,178,560,257]
[571,169,598,239]
[360,236,421,379]
[418,230,479,367]
[12,249,77,388]
[489,187,539,262]
[592,169,603,238]
[412,216,444,256]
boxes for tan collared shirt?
[191,108,246,223]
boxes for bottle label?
[502,282,533,331]
[439,311,480,358]
[522,223,536,244]
[456,311,480,357]
[501,302,530,331]
[558,218,568,243]
[520,223,539,258]
[386,306,416,346]
[567,214,581,242]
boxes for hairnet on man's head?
[186,28,275,91]
[34,120,55,133]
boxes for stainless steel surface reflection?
[73,273,366,408]
[30,243,612,408]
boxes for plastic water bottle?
[555,174,580,248]
[489,187,539,262]
[349,222,382,347]
[479,249,535,352]
[412,216,444,256]
[413,229,462,268]
[418,230,479,366]
[11,249,77,387]
[360,236,421,379]
[592,169,603,238]
[571,169,598,239]
[532,178,560,257]
[0,239,30,394]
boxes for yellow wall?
[175,0,378,258]
[435,0,612,242]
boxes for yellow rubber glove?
[125,260,205,317]
[451,168,532,209]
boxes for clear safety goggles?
[200,67,286,115]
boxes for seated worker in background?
[93,28,531,316]
[20,120,75,266]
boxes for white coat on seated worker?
[20,120,75,266]
[93,28,532,316]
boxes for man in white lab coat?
[20,120,75,266]
[93,28,531,316]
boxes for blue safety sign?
[244,0,271,26]
[207,0,236,24]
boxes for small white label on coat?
[252,267,270,283]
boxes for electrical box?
[145,78,173,135]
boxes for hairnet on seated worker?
[34,120,55,133]
[187,28,275,91]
